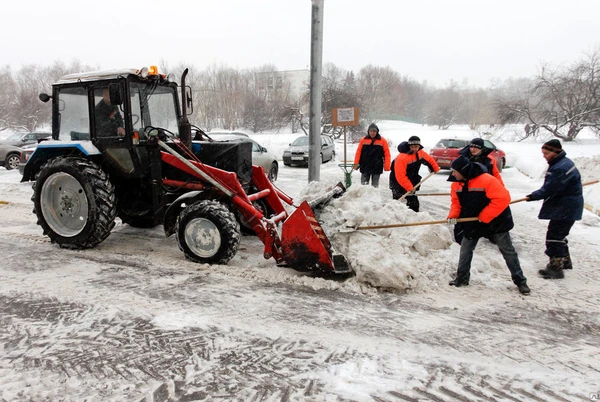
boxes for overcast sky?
[2,0,598,87]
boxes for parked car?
[282,135,336,166]
[206,133,279,182]
[208,130,249,138]
[0,144,23,171]
[0,132,51,148]
[18,143,39,175]
[429,138,506,171]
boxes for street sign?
[331,107,359,126]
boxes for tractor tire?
[176,200,240,265]
[32,157,117,249]
[5,153,20,170]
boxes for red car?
[429,138,506,171]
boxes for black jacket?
[95,100,123,137]
[528,151,583,221]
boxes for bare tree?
[495,48,600,141]
[426,83,463,129]
[357,65,405,124]
[462,89,498,129]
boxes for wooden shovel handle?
[355,217,479,231]
[399,171,436,201]
[510,180,598,205]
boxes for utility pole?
[308,0,324,182]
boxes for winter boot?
[449,278,469,287]
[538,257,565,279]
[517,283,531,295]
[563,251,573,270]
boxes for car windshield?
[435,139,468,149]
[291,136,309,146]
[6,133,23,140]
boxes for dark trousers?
[545,220,575,258]
[361,173,380,188]
[392,188,419,212]
[455,232,527,285]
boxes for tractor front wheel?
[32,157,117,249]
[176,200,240,264]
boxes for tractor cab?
[25,66,183,181]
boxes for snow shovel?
[399,171,437,201]
[341,217,479,232]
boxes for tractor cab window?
[131,83,179,137]
[57,87,90,141]
[94,87,125,138]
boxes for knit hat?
[450,156,471,177]
[408,135,421,145]
[367,123,379,134]
[542,139,562,153]
[469,138,484,149]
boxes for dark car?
[282,135,336,166]
[429,138,506,171]
[0,144,23,170]
[0,132,51,148]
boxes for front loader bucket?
[280,201,351,274]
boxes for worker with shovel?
[525,139,583,279]
[389,136,440,212]
[447,157,530,295]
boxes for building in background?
[255,69,309,102]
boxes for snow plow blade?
[280,201,351,274]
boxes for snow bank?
[298,181,456,293]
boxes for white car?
[207,132,279,182]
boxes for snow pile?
[299,181,455,293]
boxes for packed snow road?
[0,164,599,401]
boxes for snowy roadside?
[1,122,600,401]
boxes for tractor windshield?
[130,83,179,136]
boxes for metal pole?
[343,125,347,163]
[308,0,324,182]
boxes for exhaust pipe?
[179,68,192,149]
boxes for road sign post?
[332,107,359,187]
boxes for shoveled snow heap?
[297,180,456,293]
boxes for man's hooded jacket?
[353,124,391,175]
[447,161,514,243]
[389,141,440,192]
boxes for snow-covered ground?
[1,122,599,401]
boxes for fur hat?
[408,135,421,145]
[469,138,484,149]
[542,139,562,153]
[450,156,471,177]
[367,123,379,134]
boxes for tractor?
[21,66,350,274]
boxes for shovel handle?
[354,216,479,231]
[510,180,598,205]
[399,171,436,201]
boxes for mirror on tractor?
[108,83,122,106]
[185,86,193,115]
[39,93,51,103]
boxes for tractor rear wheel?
[176,200,240,264]
[32,157,117,249]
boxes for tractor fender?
[163,191,205,237]
[21,141,101,182]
